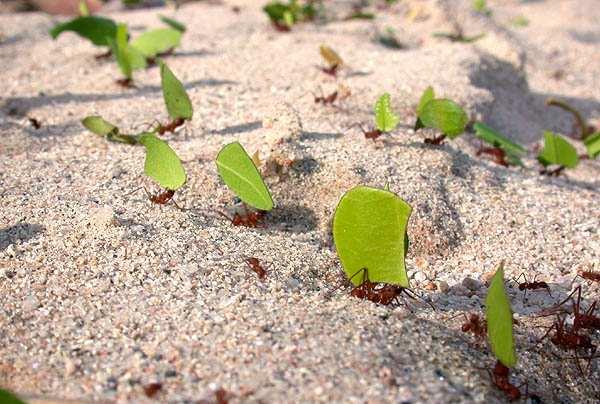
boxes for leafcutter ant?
[157,117,186,135]
[424,134,446,145]
[245,257,267,280]
[143,382,162,398]
[539,166,565,177]
[313,90,338,105]
[219,204,266,228]
[214,388,230,404]
[148,189,175,205]
[147,48,175,67]
[555,286,600,332]
[350,123,382,140]
[476,146,509,167]
[95,49,113,60]
[460,313,487,339]
[514,273,551,299]
[490,360,522,401]
[577,269,600,283]
[319,65,340,77]
[116,78,135,88]
[28,117,41,129]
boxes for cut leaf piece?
[216,142,274,211]
[131,28,182,58]
[319,45,343,68]
[160,62,193,120]
[537,131,579,168]
[374,93,400,133]
[109,23,147,78]
[82,116,118,136]
[160,15,187,32]
[583,132,600,159]
[138,133,186,190]
[79,0,90,16]
[0,389,26,404]
[333,186,412,287]
[485,262,517,368]
[414,86,435,130]
[419,99,468,138]
[473,122,526,165]
[49,16,117,46]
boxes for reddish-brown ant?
[461,313,487,339]
[555,286,600,332]
[424,134,447,145]
[514,273,552,299]
[219,204,265,228]
[577,269,600,283]
[245,257,267,280]
[351,124,383,140]
[313,91,338,105]
[490,360,522,401]
[148,189,176,205]
[28,117,41,129]
[143,382,162,398]
[157,117,186,135]
[214,388,230,404]
[539,166,565,177]
[116,78,135,88]
[476,146,509,167]
[319,64,340,77]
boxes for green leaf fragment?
[485,262,517,368]
[319,45,343,68]
[416,86,435,116]
[583,132,600,159]
[49,16,117,46]
[138,132,186,190]
[159,15,187,32]
[473,122,526,165]
[160,62,193,120]
[374,93,400,133]
[216,142,274,211]
[0,389,26,404]
[82,116,118,136]
[79,0,90,16]
[537,131,579,168]
[109,23,147,79]
[419,98,468,138]
[333,186,412,287]
[131,28,182,58]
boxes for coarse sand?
[1,0,599,402]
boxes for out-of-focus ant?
[313,90,338,105]
[147,48,175,67]
[461,313,487,339]
[28,117,41,129]
[476,146,509,167]
[513,273,552,299]
[320,64,340,77]
[490,360,522,401]
[577,269,600,283]
[245,257,267,280]
[424,134,446,145]
[219,204,266,228]
[116,78,135,88]
[95,49,113,60]
[351,124,382,140]
[143,382,162,398]
[539,166,565,177]
[555,286,600,332]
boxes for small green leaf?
[374,93,400,133]
[216,142,274,211]
[473,122,526,165]
[319,45,343,68]
[419,99,468,138]
[416,86,435,116]
[108,23,147,79]
[0,388,26,404]
[82,116,118,136]
[131,28,182,58]
[159,15,187,32]
[333,186,412,287]
[79,0,90,16]
[138,133,186,190]
[160,62,193,120]
[49,16,117,46]
[485,262,517,368]
[583,132,600,159]
[537,131,579,168]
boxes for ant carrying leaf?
[355,93,400,140]
[107,23,147,87]
[473,123,526,167]
[263,1,316,31]
[537,131,579,176]
[319,45,344,77]
[131,28,182,61]
[157,62,193,135]
[82,116,137,144]
[416,97,469,145]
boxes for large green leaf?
[160,62,193,120]
[82,116,118,136]
[0,388,26,404]
[374,93,400,133]
[473,122,526,165]
[138,133,186,190]
[159,15,187,32]
[537,131,579,168]
[216,142,274,211]
[485,263,517,368]
[108,23,147,79]
[333,186,412,287]
[49,16,117,46]
[583,132,600,159]
[131,28,182,58]
[420,99,468,138]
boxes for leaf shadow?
[210,121,262,135]
[0,223,45,251]
[265,204,318,234]
[299,130,343,141]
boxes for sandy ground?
[1,0,599,402]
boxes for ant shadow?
[299,130,343,141]
[1,78,238,116]
[0,223,45,251]
[468,52,600,146]
[265,204,318,234]
[210,121,262,135]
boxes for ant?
[245,257,267,280]
[423,134,446,145]
[513,273,552,299]
[460,313,487,339]
[143,382,162,398]
[539,166,565,177]
[28,117,41,130]
[476,146,509,167]
[490,360,522,401]
[313,91,338,105]
[577,269,600,283]
[148,189,176,205]
[219,204,265,228]
[116,78,135,88]
[147,48,175,67]
[351,124,382,140]
[95,49,113,60]
[555,286,600,332]
[319,64,340,77]
[157,117,186,135]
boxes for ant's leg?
[555,285,582,313]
